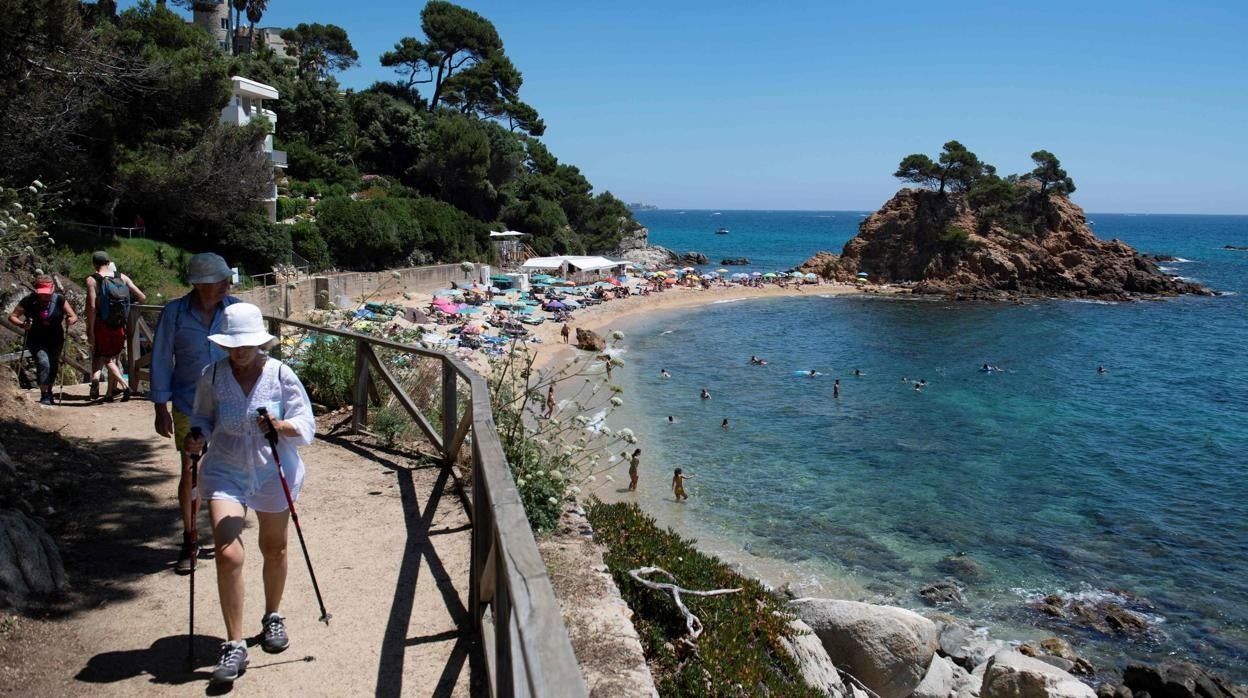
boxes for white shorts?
[201,468,302,513]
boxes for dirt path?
[2,384,476,696]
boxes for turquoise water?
[607,210,1248,679]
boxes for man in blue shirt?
[150,253,240,574]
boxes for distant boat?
[715,227,730,235]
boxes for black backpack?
[93,273,132,328]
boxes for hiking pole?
[256,407,331,625]
[187,427,203,665]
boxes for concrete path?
[7,385,477,696]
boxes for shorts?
[93,323,127,358]
[201,468,301,513]
[173,408,192,453]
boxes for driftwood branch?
[628,566,742,640]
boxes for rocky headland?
[609,224,708,268]
[798,188,1214,300]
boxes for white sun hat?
[207,303,276,348]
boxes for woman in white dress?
[184,303,315,685]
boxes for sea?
[600,209,1248,680]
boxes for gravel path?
[3,384,476,696]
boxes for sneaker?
[121,387,132,402]
[210,641,249,684]
[175,534,196,575]
[39,392,54,406]
[89,380,99,400]
[260,612,289,653]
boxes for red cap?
[34,280,54,295]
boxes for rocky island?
[800,144,1214,300]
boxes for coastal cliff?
[800,188,1213,300]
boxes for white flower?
[573,416,589,426]
[533,470,545,478]
[605,475,615,482]
[549,418,560,427]
[517,477,526,486]
[591,385,599,394]
[547,496,559,505]
[32,180,43,189]
[611,330,625,340]
[617,428,635,441]
[11,202,21,211]
[27,186,37,193]
[610,397,623,407]
[550,470,563,480]
[587,475,596,483]
[611,357,625,367]
[45,237,54,244]
[391,271,402,279]
[601,427,613,437]
[570,486,581,495]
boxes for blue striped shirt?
[148,293,241,414]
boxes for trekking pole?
[256,407,331,625]
[187,427,203,665]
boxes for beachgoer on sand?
[183,303,316,685]
[543,384,556,419]
[561,323,570,343]
[150,253,241,574]
[672,468,693,501]
[626,449,641,491]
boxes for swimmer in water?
[721,418,729,430]
[660,368,671,379]
[901,376,908,383]
[667,415,675,423]
[808,369,818,377]
[1097,365,1107,374]
[833,379,840,399]
[700,388,711,400]
[672,468,693,501]
[854,369,862,377]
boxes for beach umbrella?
[857,272,870,278]
[763,272,777,278]
[606,277,622,286]
[456,306,483,315]
[716,268,729,273]
[662,276,677,285]
[791,271,804,278]
[682,266,695,272]
[805,273,817,279]
[732,272,750,280]
[751,271,763,277]
[543,300,566,310]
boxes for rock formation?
[609,224,710,269]
[797,188,1214,300]
[575,328,606,352]
[721,257,751,266]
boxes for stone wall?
[237,263,481,318]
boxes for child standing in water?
[626,448,642,492]
[672,468,693,501]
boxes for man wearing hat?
[150,252,240,574]
[85,250,146,401]
[7,275,78,405]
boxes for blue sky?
[129,1,1247,213]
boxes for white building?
[220,76,286,221]
[191,1,231,52]
[521,255,628,282]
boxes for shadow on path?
[321,434,482,698]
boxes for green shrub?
[938,226,971,254]
[289,220,332,271]
[296,335,354,408]
[276,197,310,220]
[585,502,819,697]
[371,403,413,448]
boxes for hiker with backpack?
[86,251,146,401]
[7,275,78,406]
[150,253,241,575]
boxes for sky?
[125,1,1247,213]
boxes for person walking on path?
[183,302,316,685]
[8,275,77,405]
[85,251,146,401]
[542,384,556,419]
[150,253,240,574]
[561,323,571,344]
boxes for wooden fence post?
[352,339,370,432]
[267,318,282,360]
[126,306,141,392]
[442,361,457,467]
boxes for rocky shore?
[797,188,1215,300]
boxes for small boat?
[715,227,729,235]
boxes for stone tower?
[191,1,231,52]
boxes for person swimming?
[721,418,729,430]
[667,415,675,423]
[660,368,671,379]
[833,379,840,399]
[700,388,711,400]
[808,369,818,377]
[854,369,862,377]
[1097,365,1107,374]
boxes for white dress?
[190,358,316,512]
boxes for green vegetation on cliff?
[1,0,636,276]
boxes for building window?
[220,18,228,29]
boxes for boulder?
[778,617,847,697]
[678,251,709,265]
[937,554,987,581]
[721,258,752,266]
[937,622,1007,671]
[919,581,966,606]
[1122,662,1248,698]
[791,598,938,698]
[980,650,1095,698]
[575,328,607,352]
[795,251,840,278]
[914,655,983,698]
[1027,593,1151,637]
[0,510,68,608]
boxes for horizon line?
[630,207,1248,217]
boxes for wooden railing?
[126,306,587,697]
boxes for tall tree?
[1028,150,1076,195]
[245,0,267,40]
[280,22,358,78]
[893,142,986,194]
[230,0,246,54]
[893,154,941,190]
